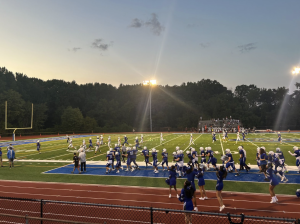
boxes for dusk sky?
[1,0,300,90]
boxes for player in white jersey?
[222,131,226,142]
[96,138,100,147]
[160,133,164,142]
[190,133,194,144]
[82,139,87,150]
[94,144,100,154]
[78,145,85,153]
[236,132,240,144]
[118,137,121,146]
[100,135,104,145]
[108,136,111,147]
[140,134,144,144]
[67,138,74,150]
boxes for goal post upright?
[5,101,34,141]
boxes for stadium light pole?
[143,80,157,132]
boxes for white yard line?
[245,138,260,148]
[183,134,202,152]
[218,134,225,155]
[151,134,184,149]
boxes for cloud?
[200,43,210,48]
[129,18,143,28]
[238,43,257,53]
[68,47,81,52]
[145,13,164,36]
[129,13,164,36]
[91,39,113,51]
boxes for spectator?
[71,153,81,174]
[7,147,15,169]
[78,149,86,172]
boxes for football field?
[0,132,299,195]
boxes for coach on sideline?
[79,148,86,172]
[7,147,15,169]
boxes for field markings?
[149,134,185,150]
[183,134,202,152]
[218,134,225,155]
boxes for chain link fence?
[0,196,298,224]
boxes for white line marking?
[218,134,225,155]
[183,134,202,152]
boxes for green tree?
[61,107,84,132]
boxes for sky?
[1,0,300,90]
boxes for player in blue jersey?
[109,148,115,170]
[114,144,120,153]
[185,166,198,211]
[152,148,159,173]
[123,135,129,145]
[242,132,246,141]
[142,146,152,167]
[166,165,179,198]
[200,147,206,164]
[266,163,279,203]
[212,132,216,143]
[105,151,113,174]
[186,151,193,165]
[277,132,282,144]
[256,147,261,172]
[36,140,41,154]
[259,148,268,177]
[238,146,250,172]
[216,165,227,212]
[225,130,228,141]
[206,147,217,170]
[125,147,134,172]
[288,146,300,173]
[115,152,122,173]
[191,148,199,169]
[197,164,208,200]
[178,180,195,224]
[175,150,184,177]
[275,148,287,173]
[224,149,239,176]
[135,137,142,149]
[0,147,3,167]
[161,148,169,171]
[89,138,93,149]
[273,154,288,182]
[131,146,140,170]
[268,151,275,164]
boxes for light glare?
[292,67,300,75]
[143,80,157,86]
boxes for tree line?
[0,67,299,135]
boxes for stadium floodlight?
[292,67,300,76]
[143,80,157,132]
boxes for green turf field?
[0,132,299,195]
